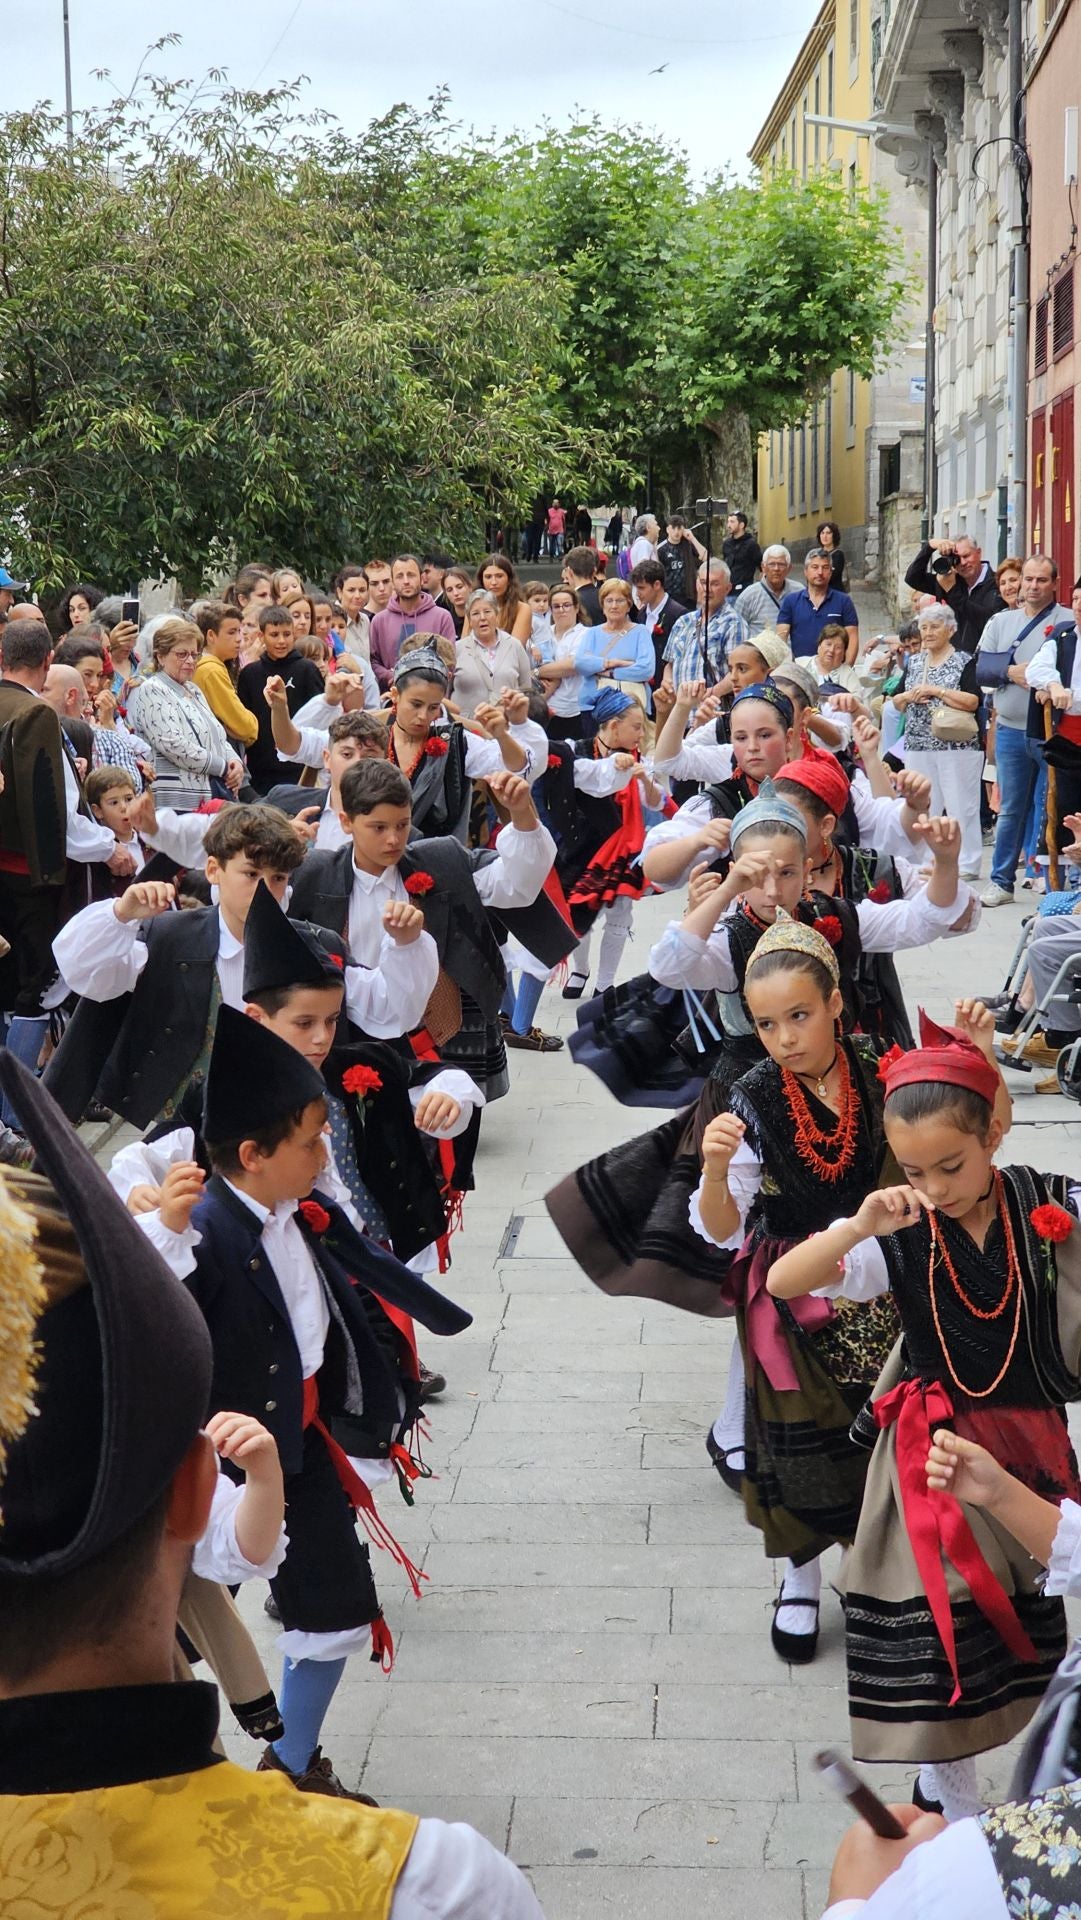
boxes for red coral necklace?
[390,728,426,780]
[780,1046,860,1182]
[927,1171,1022,1398]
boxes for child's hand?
[126,1182,162,1215]
[292,803,322,846]
[675,677,706,710]
[157,1160,205,1234]
[205,1411,283,1482]
[701,1113,745,1182]
[693,817,732,859]
[114,879,175,924]
[852,715,881,760]
[910,814,961,864]
[686,860,726,913]
[499,688,530,726]
[126,789,159,839]
[926,1428,1006,1507]
[383,899,425,945]
[728,848,772,894]
[263,674,288,709]
[474,700,507,738]
[853,1184,928,1238]
[413,1090,461,1133]
[613,752,636,770]
[893,769,933,815]
[953,998,995,1057]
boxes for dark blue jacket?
[184,1176,471,1475]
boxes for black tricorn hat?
[0,1055,213,1576]
[243,879,345,1002]
[203,1003,326,1146]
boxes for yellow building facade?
[750,0,924,579]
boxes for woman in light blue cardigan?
[575,577,656,716]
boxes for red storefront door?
[1032,410,1047,555]
[1049,391,1075,582]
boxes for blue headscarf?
[730,681,795,729]
[592,687,638,726]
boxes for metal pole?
[62,0,74,153]
[1007,0,1028,552]
[922,143,938,539]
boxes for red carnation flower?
[328,952,345,969]
[869,880,892,904]
[876,1042,907,1084]
[547,752,563,770]
[299,1200,331,1234]
[1045,623,1055,636]
[813,914,843,947]
[342,1064,384,1097]
[425,736,449,758]
[404,871,435,896]
[196,798,227,814]
[1030,1203,1074,1243]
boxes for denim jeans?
[990,724,1046,890]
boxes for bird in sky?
[648,62,669,73]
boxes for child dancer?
[140,1006,472,1797]
[768,1012,1081,1821]
[687,915,905,1661]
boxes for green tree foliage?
[0,76,582,590]
[0,73,907,587]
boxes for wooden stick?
[1044,701,1062,892]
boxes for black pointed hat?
[202,1003,326,1145]
[0,1055,212,1575]
[243,879,344,1001]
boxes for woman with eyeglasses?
[126,618,243,811]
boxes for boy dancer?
[45,802,438,1125]
[289,762,570,1102]
[140,1006,472,1796]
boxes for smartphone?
[121,596,140,625]
[814,1748,908,1839]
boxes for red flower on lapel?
[327,952,345,969]
[342,1064,383,1097]
[405,871,435,896]
[868,880,892,903]
[1030,1203,1074,1243]
[299,1199,331,1234]
[425,736,449,758]
[813,914,843,947]
[547,752,563,770]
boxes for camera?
[929,550,959,577]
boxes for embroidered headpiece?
[592,687,638,725]
[744,907,840,985]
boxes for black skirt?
[269,1429,380,1635]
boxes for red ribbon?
[874,1376,1039,1705]
[301,1376,428,1644]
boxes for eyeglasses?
[169,650,200,662]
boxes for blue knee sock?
[512,972,545,1035]
[272,1655,347,1774]
[500,975,516,1020]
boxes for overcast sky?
[14,0,814,181]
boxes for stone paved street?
[217,859,1081,1919]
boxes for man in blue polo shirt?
[776,547,859,661]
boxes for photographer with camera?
[904,535,1004,653]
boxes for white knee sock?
[918,1758,982,1822]
[570,932,592,980]
[711,1343,746,1464]
[775,1556,821,1639]
[596,903,632,994]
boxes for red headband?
[880,1010,999,1108]
[776,747,850,818]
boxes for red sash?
[874,1376,1039,1705]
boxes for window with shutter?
[1052,268,1074,361]
[1034,294,1049,374]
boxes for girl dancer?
[768,1013,1081,1820]
[687,914,905,1661]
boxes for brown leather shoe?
[1006,1032,1062,1070]
[257,1742,379,1805]
[504,1025,564,1052]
